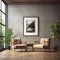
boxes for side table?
[27,43,33,51]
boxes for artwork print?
[23,17,39,36]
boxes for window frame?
[0,0,7,49]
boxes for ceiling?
[4,0,60,4]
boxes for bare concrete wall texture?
[8,5,60,49]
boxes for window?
[0,0,1,10]
[0,0,7,49]
[2,1,5,13]
[2,13,5,25]
[0,11,2,23]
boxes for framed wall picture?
[23,16,39,36]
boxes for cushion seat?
[14,44,26,46]
[33,44,43,48]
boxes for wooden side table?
[27,43,33,51]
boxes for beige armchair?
[33,38,50,51]
[11,38,27,51]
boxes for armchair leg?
[14,48,15,52]
[25,47,27,51]
[43,48,46,51]
[48,47,50,52]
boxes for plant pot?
[7,46,11,50]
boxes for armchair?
[33,38,50,51]
[12,38,27,51]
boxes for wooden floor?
[0,50,60,60]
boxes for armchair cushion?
[14,44,26,47]
[13,38,22,45]
[40,38,49,46]
[33,38,50,49]
[33,44,43,48]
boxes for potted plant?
[50,21,60,51]
[5,28,13,49]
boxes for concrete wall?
[8,5,60,49]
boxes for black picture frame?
[23,16,39,36]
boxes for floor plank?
[0,50,60,60]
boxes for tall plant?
[5,28,13,46]
[50,21,60,50]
